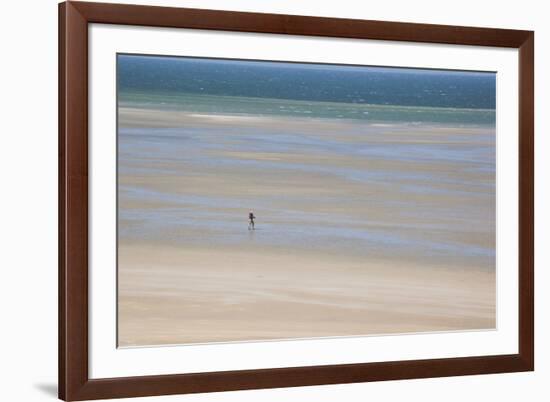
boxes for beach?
[118,244,495,346]
[117,105,496,346]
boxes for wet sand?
[117,107,496,347]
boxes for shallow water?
[118,111,495,269]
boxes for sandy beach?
[117,106,496,347]
[118,244,495,346]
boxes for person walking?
[248,210,256,230]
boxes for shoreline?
[119,105,496,130]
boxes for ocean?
[117,54,496,125]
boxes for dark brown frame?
[59,1,534,400]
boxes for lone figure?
[248,210,256,230]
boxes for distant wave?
[119,91,496,126]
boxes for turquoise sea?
[118,54,496,126]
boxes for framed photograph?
[59,1,534,400]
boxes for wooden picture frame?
[59,1,534,400]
